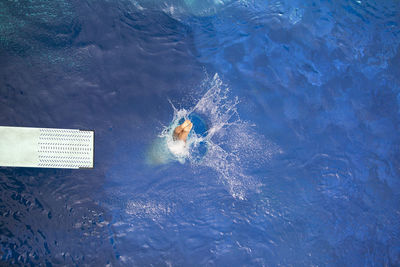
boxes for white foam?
[167,139,187,157]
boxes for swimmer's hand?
[173,120,193,142]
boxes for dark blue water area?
[179,113,208,138]
[1,0,400,266]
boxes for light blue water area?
[0,0,400,266]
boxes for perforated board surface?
[0,126,94,169]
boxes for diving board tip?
[0,126,94,169]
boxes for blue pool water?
[1,0,400,265]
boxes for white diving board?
[0,126,94,169]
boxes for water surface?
[0,0,399,265]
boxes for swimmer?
[173,120,193,142]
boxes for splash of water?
[149,73,282,199]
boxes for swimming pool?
[0,0,399,265]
